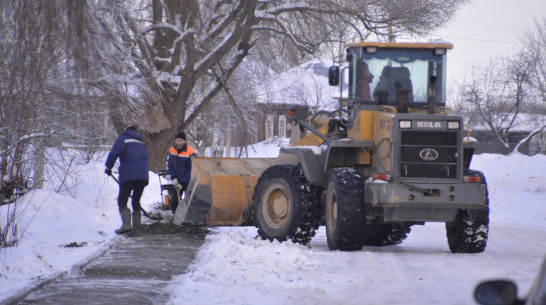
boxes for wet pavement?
[13,219,207,305]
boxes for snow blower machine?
[173,40,489,253]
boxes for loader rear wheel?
[325,168,367,251]
[253,165,321,244]
[446,169,489,253]
[363,224,411,246]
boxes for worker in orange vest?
[167,131,196,214]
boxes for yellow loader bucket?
[173,157,280,226]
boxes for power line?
[450,20,527,29]
[443,35,517,44]
[445,24,528,34]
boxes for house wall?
[219,103,299,149]
[254,103,298,141]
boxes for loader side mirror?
[329,66,340,86]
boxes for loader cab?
[330,41,452,112]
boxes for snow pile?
[472,153,546,230]
[168,229,326,305]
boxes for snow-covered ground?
[1,145,545,304]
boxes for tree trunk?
[34,138,44,189]
[145,128,176,173]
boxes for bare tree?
[513,18,546,153]
[0,1,115,249]
[524,18,546,106]
[1,1,63,249]
[74,0,467,170]
[1,1,61,203]
[458,57,531,150]
[457,18,546,154]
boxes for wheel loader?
[173,40,489,253]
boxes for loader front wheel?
[325,168,367,251]
[253,165,320,244]
[446,208,489,253]
[446,169,489,253]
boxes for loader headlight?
[434,48,447,55]
[365,46,377,54]
[399,120,412,129]
[447,121,460,130]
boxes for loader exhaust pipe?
[428,75,437,114]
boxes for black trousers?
[118,180,147,212]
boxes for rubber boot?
[128,211,141,237]
[115,208,132,234]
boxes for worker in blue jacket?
[167,131,196,214]
[105,125,149,236]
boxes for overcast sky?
[430,0,546,86]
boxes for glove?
[105,168,112,176]
[173,178,182,192]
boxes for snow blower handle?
[106,171,162,221]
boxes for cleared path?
[17,223,206,305]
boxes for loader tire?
[363,224,411,246]
[446,169,489,253]
[253,165,321,245]
[325,168,367,251]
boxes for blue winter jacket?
[105,129,149,185]
[167,145,196,184]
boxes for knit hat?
[175,131,186,141]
